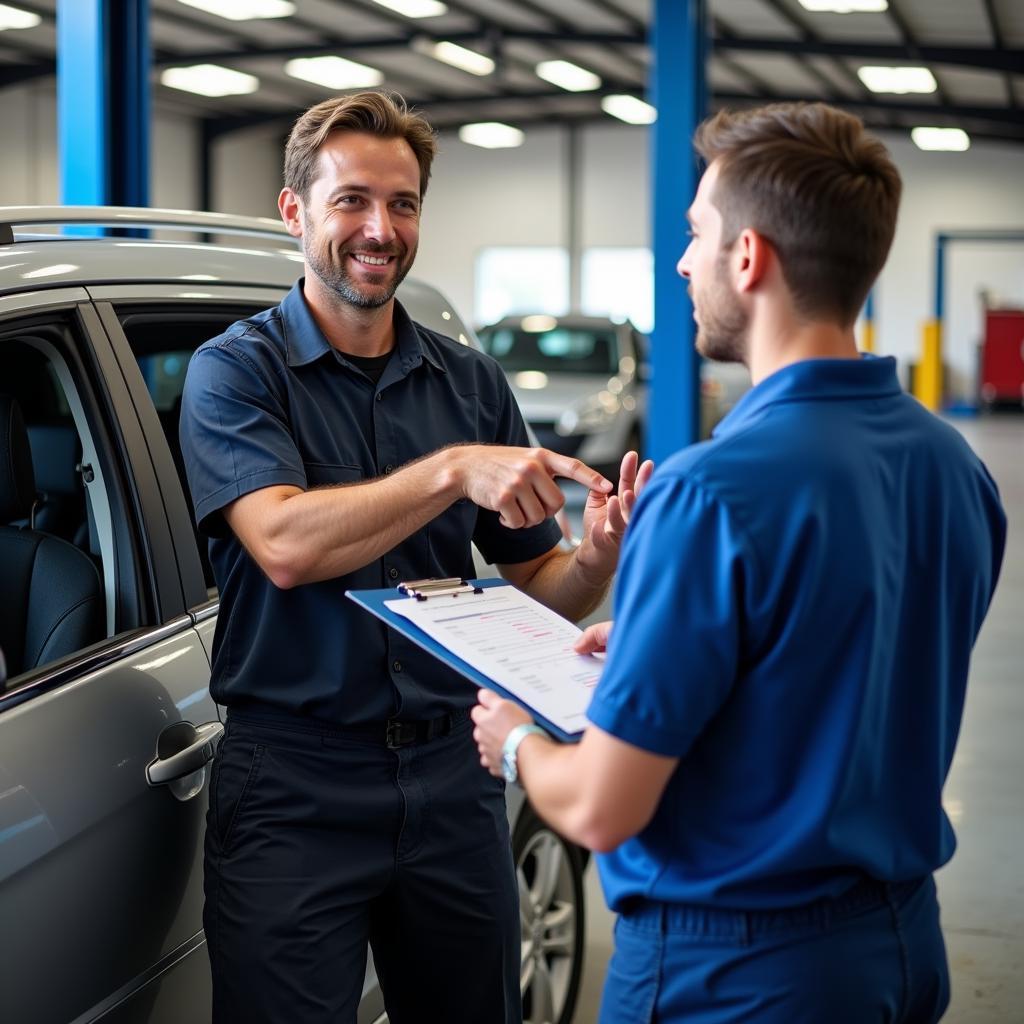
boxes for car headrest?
[27,424,82,496]
[0,396,38,521]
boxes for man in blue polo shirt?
[179,91,651,1024]
[473,102,1006,1023]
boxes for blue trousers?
[203,711,521,1024]
[599,876,949,1023]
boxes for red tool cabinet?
[980,309,1024,405]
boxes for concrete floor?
[564,412,1024,1023]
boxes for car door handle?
[146,721,224,786]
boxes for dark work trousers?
[203,710,522,1024]
[599,875,949,1024]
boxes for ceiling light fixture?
[857,65,937,94]
[0,4,41,30]
[911,127,970,152]
[601,94,657,125]
[285,56,384,89]
[535,60,601,92]
[458,122,525,149]
[369,0,448,17]
[161,64,260,98]
[798,0,888,12]
[176,0,295,20]
[422,40,495,76]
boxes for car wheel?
[514,802,586,1024]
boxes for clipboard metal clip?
[398,577,484,601]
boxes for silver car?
[479,314,647,480]
[478,314,750,477]
[0,207,585,1024]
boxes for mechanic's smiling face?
[299,131,421,310]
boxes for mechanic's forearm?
[514,736,612,851]
[517,546,612,622]
[257,448,463,587]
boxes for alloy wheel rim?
[518,829,578,1024]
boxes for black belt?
[384,711,460,749]
[227,706,466,749]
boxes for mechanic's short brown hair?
[694,102,902,325]
[284,90,438,200]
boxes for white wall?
[874,134,1024,399]
[210,124,283,219]
[0,82,200,210]
[418,127,567,323]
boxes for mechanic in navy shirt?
[473,102,1006,1024]
[179,91,652,1024]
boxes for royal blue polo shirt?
[588,355,1006,911]
[179,280,561,724]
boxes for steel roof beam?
[981,0,1017,109]
[715,38,1023,75]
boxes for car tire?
[514,802,586,1024]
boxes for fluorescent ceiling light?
[458,122,524,149]
[0,4,41,30]
[161,64,260,98]
[798,0,888,12]
[424,40,495,76]
[911,127,970,152]
[601,94,657,125]
[176,0,295,19]
[369,0,448,17]
[535,60,601,92]
[285,56,383,89]
[857,65,936,94]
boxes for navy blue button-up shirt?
[180,281,562,723]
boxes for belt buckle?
[386,719,416,749]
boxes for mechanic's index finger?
[539,451,612,492]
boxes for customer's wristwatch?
[501,723,547,784]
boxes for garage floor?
[567,413,1024,1023]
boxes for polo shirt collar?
[713,354,901,439]
[280,278,445,374]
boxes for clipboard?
[347,578,592,743]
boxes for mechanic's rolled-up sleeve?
[587,474,753,758]
[179,344,307,538]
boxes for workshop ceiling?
[1,0,1022,146]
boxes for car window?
[480,326,619,375]
[117,305,275,599]
[0,316,157,690]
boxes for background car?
[0,207,585,1024]
[478,314,646,481]
[479,313,750,479]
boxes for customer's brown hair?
[693,103,902,325]
[284,90,438,201]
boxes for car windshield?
[480,326,619,375]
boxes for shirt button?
[384,464,394,475]
[375,393,382,402]
[389,567,399,579]
[392,660,402,673]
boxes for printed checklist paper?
[384,586,602,735]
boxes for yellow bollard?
[860,319,875,353]
[915,319,943,410]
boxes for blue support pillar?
[58,0,149,210]
[648,0,707,463]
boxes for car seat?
[0,396,103,680]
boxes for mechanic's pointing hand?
[452,446,611,529]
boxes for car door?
[89,283,395,1023]
[0,291,221,1024]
